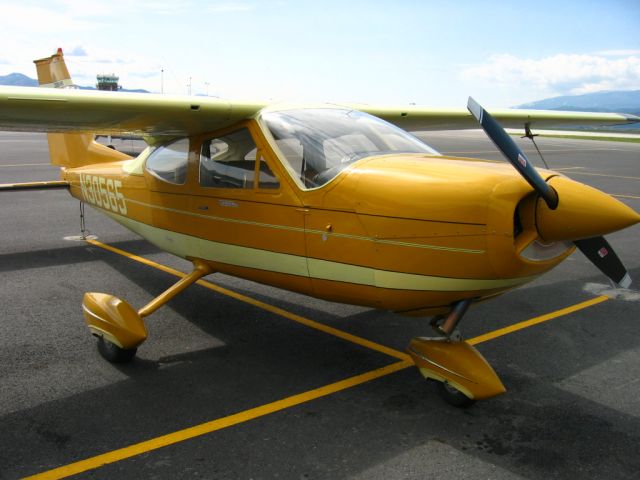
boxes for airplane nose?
[536,176,640,242]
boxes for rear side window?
[145,138,189,184]
[200,128,279,189]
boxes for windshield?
[263,108,440,188]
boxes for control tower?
[96,74,119,91]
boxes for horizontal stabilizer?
[0,180,69,191]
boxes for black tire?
[97,336,137,363]
[438,381,476,408]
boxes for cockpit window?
[200,128,279,190]
[262,108,439,189]
[145,138,189,184]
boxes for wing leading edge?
[0,86,638,138]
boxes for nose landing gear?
[407,299,506,407]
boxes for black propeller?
[574,237,631,288]
[467,97,632,288]
[467,97,558,210]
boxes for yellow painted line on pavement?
[467,295,609,345]
[86,239,410,361]
[25,241,613,479]
[24,360,413,480]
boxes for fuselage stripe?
[122,196,485,254]
[96,206,535,293]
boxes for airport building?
[96,74,119,91]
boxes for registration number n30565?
[79,174,127,215]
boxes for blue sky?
[1,0,638,107]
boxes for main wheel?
[438,381,476,408]
[97,336,137,363]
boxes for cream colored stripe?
[100,209,533,293]
[104,211,310,277]
[123,197,485,254]
[308,258,537,291]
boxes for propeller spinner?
[467,97,639,288]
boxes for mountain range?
[0,73,39,87]
[516,90,640,116]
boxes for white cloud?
[461,53,640,98]
[67,46,88,56]
[595,49,640,56]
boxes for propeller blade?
[575,236,632,288]
[467,97,558,210]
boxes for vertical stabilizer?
[34,48,74,88]
[33,49,131,168]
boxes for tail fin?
[33,48,131,169]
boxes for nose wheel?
[407,299,506,407]
[96,336,137,363]
[438,381,476,408]
[83,259,214,364]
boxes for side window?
[200,128,279,189]
[257,154,279,189]
[274,138,304,178]
[145,138,189,184]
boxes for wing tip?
[467,97,483,122]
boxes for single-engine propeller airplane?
[1,49,639,407]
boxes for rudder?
[33,49,131,169]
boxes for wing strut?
[521,122,550,169]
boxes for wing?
[1,86,638,138]
[347,103,640,131]
[0,86,266,137]
[345,104,640,132]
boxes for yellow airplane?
[1,49,639,407]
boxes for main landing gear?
[406,299,506,408]
[82,259,214,363]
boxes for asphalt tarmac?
[1,131,639,479]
